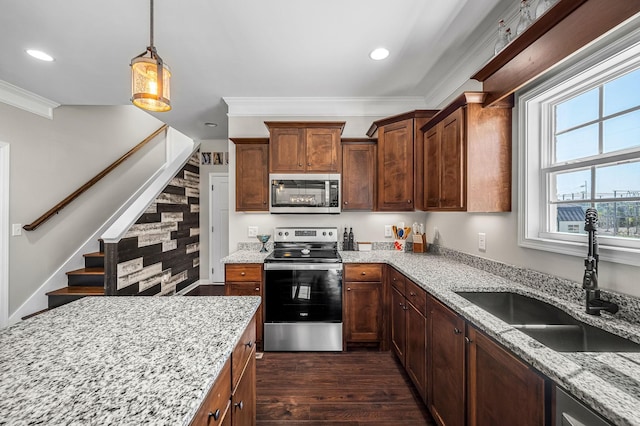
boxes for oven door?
[264,263,342,322]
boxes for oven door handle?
[264,263,343,271]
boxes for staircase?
[45,241,106,309]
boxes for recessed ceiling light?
[26,49,54,62]
[369,48,390,61]
[204,122,218,127]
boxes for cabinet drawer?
[225,264,262,282]
[387,267,406,294]
[190,358,231,426]
[405,279,427,316]
[225,282,262,297]
[232,315,257,392]
[344,263,382,282]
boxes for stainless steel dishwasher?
[556,386,612,426]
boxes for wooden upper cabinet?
[231,138,269,212]
[342,140,376,211]
[368,110,437,212]
[421,92,512,212]
[265,122,345,173]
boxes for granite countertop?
[223,248,640,425]
[0,296,260,426]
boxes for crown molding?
[0,80,59,119]
[223,97,429,117]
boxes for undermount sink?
[456,292,640,352]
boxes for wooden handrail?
[23,124,168,231]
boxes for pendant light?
[131,0,171,112]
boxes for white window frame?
[518,22,640,267]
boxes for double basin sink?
[456,291,640,352]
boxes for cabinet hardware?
[409,292,416,296]
[454,327,462,334]
[347,287,351,291]
[407,200,412,203]
[245,340,253,348]
[465,336,473,343]
[344,201,348,205]
[209,409,221,420]
[240,272,245,276]
[235,401,244,410]
[307,163,311,166]
[361,272,366,275]
[298,163,303,167]
[254,287,259,291]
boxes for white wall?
[1,103,165,315]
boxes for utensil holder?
[394,239,407,251]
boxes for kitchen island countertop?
[0,296,260,426]
[223,248,640,425]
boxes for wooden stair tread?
[66,267,104,276]
[83,252,104,258]
[46,286,105,296]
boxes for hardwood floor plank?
[256,351,435,425]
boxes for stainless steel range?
[263,227,343,351]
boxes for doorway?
[209,173,229,283]
[0,142,9,328]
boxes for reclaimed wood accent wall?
[104,153,200,296]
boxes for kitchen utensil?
[256,234,271,252]
[398,228,404,238]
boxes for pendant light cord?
[149,0,154,50]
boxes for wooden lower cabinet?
[225,264,263,350]
[427,295,546,426]
[344,264,385,348]
[388,267,427,401]
[191,314,257,426]
[467,326,545,426]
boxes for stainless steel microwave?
[269,173,341,214]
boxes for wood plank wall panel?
[105,153,200,296]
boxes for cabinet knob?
[240,272,246,276]
[263,201,267,204]
[347,287,351,291]
[344,201,348,205]
[255,287,259,291]
[298,163,303,167]
[465,336,473,344]
[209,409,221,420]
[361,272,366,275]
[454,327,462,335]
[245,340,254,348]
[399,302,404,306]
[235,401,244,410]
[409,292,416,297]
[307,163,311,166]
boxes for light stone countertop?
[0,296,260,426]
[223,248,640,425]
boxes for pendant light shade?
[131,0,171,112]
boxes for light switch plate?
[248,226,258,237]
[12,224,22,236]
[478,233,486,251]
[384,225,392,238]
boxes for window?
[519,25,640,266]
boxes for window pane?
[603,67,640,116]
[603,109,640,153]
[593,201,640,239]
[551,169,591,202]
[595,161,640,198]
[554,124,598,163]
[555,88,599,132]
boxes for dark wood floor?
[256,351,436,425]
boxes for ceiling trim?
[223,97,428,117]
[0,80,60,120]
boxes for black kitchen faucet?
[582,208,619,315]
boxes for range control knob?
[328,231,333,236]
[284,232,289,236]
[322,231,327,236]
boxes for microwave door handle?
[325,180,330,206]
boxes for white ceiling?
[0,0,512,140]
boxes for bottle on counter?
[348,227,354,251]
[343,227,349,251]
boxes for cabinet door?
[428,296,465,426]
[390,285,407,363]
[269,127,304,172]
[235,144,268,211]
[424,126,441,210]
[439,108,465,210]
[377,119,414,211]
[232,353,256,426]
[305,127,341,172]
[342,143,376,210]
[225,283,263,348]
[467,326,545,426]
[406,301,427,403]
[344,281,382,343]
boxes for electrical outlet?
[248,226,258,237]
[478,233,486,251]
[12,224,22,236]
[384,225,392,238]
